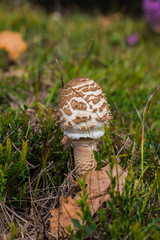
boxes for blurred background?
[0,0,141,14]
[0,0,160,239]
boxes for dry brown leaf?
[0,31,27,60]
[50,164,128,238]
[50,196,81,238]
[77,164,127,215]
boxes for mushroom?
[57,77,112,177]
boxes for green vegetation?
[67,176,97,240]
[0,2,159,239]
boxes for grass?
[0,2,159,239]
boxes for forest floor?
[0,2,160,240]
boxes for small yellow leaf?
[0,30,27,60]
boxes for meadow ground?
[0,2,159,239]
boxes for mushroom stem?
[72,138,97,178]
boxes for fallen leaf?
[0,31,27,60]
[78,164,127,215]
[50,196,81,238]
[50,164,128,238]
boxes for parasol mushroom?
[57,77,112,177]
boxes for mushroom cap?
[57,77,112,140]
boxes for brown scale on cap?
[99,102,109,112]
[73,115,91,123]
[64,121,74,128]
[79,124,95,131]
[93,108,98,113]
[66,77,90,87]
[59,92,84,109]
[92,96,101,104]
[63,107,72,115]
[95,113,108,122]
[71,99,87,111]
[84,94,94,102]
